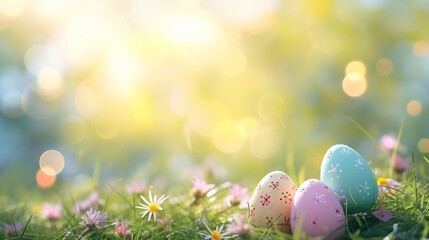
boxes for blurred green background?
[0,0,428,196]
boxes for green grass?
[1,152,428,239]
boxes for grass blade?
[20,215,32,240]
[348,117,376,143]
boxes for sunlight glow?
[211,119,246,154]
[342,73,367,97]
[0,0,25,16]
[164,10,218,48]
[39,150,65,176]
[63,14,127,66]
[407,100,422,116]
[37,68,64,99]
[75,83,100,119]
[102,50,143,98]
[219,47,247,77]
[32,0,68,18]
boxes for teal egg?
[320,144,378,214]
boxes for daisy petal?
[140,195,151,206]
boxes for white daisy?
[199,222,234,240]
[136,190,168,222]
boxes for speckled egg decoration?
[248,171,297,233]
[291,179,345,239]
[320,144,378,214]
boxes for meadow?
[1,0,429,239]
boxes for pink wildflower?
[73,192,103,214]
[191,177,215,198]
[157,217,172,228]
[379,134,406,153]
[126,181,146,195]
[3,223,23,236]
[41,203,62,221]
[392,155,410,174]
[81,208,107,229]
[227,215,250,237]
[227,184,248,207]
[114,220,131,238]
[378,177,402,199]
[373,208,392,222]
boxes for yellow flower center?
[211,230,221,240]
[378,177,388,186]
[149,203,159,213]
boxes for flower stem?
[77,228,90,240]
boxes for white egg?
[248,171,297,233]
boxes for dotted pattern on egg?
[248,171,297,233]
[321,144,378,214]
[291,179,345,238]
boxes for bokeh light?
[95,116,119,140]
[376,58,393,76]
[188,100,227,137]
[249,130,280,159]
[342,73,367,97]
[418,138,429,153]
[257,93,286,122]
[21,84,60,119]
[37,68,65,100]
[36,169,56,189]
[39,150,65,176]
[413,41,429,57]
[211,119,246,154]
[406,100,422,116]
[0,0,428,200]
[238,118,258,138]
[345,61,366,76]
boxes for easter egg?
[320,144,378,214]
[248,171,297,233]
[291,179,345,239]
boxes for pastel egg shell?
[248,171,297,233]
[291,179,345,239]
[320,144,378,214]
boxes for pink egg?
[291,179,345,239]
[248,171,297,233]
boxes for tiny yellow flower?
[199,222,234,240]
[377,177,389,186]
[211,230,221,240]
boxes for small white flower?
[136,190,168,222]
[199,222,234,240]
